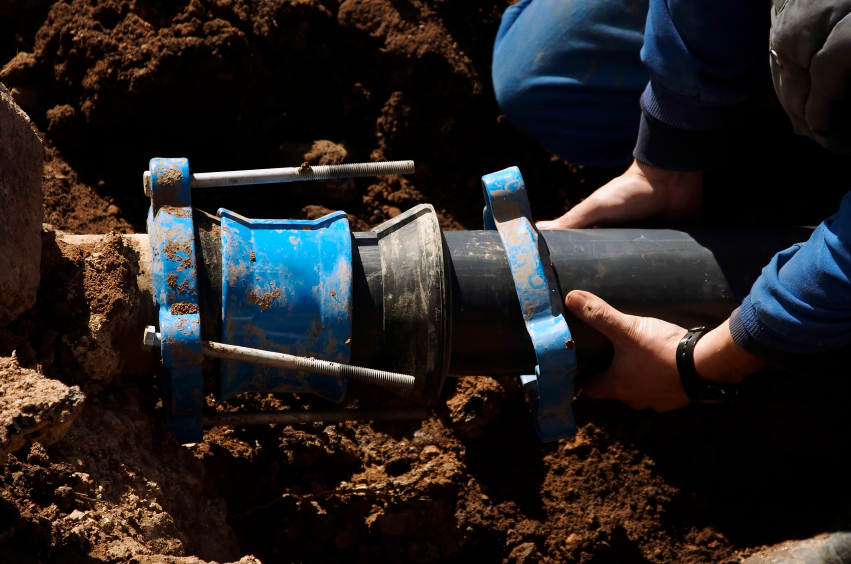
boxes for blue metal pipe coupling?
[146,158,451,442]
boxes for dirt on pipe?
[3,1,851,563]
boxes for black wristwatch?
[676,326,738,403]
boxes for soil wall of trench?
[3,1,851,563]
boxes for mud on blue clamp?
[146,158,204,442]
[481,167,577,442]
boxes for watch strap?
[676,326,738,403]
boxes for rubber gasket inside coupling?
[371,204,452,406]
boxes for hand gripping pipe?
[144,158,812,443]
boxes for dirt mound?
[0,381,244,563]
[4,1,851,563]
[2,0,608,235]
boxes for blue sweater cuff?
[729,303,765,357]
[730,303,851,377]
[633,111,721,171]
[732,294,841,355]
[641,80,742,131]
[633,81,743,171]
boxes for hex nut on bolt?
[142,325,161,351]
[143,171,152,197]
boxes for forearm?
[693,319,768,384]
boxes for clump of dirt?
[1,229,139,387]
[0,380,250,563]
[171,302,200,316]
[42,145,133,235]
[57,233,140,382]
[445,376,520,439]
[248,288,281,312]
[0,357,85,464]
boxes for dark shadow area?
[579,366,851,549]
[452,386,553,521]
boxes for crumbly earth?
[0,357,84,465]
[1,230,140,386]
[4,1,851,563]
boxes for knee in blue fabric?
[492,0,650,167]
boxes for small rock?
[67,509,87,522]
[508,542,541,564]
[420,445,441,462]
[0,357,86,464]
[55,485,75,510]
[1,52,37,85]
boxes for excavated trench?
[3,1,851,563]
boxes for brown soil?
[4,1,851,563]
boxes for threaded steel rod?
[201,340,416,391]
[192,160,414,188]
[202,407,429,427]
[142,327,416,390]
[144,160,414,194]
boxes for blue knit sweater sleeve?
[730,190,851,359]
[634,0,770,171]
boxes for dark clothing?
[771,0,851,155]
[492,0,851,362]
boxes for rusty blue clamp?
[481,167,577,442]
[146,158,204,442]
[146,158,357,443]
[216,208,353,403]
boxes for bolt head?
[142,325,159,351]
[143,171,152,197]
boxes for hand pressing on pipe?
[537,160,703,230]
[564,290,767,412]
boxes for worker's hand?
[565,290,768,412]
[565,290,689,411]
[537,160,703,229]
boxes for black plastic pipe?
[352,227,813,376]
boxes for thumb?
[565,290,636,341]
[537,207,589,230]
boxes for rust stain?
[310,314,322,339]
[250,251,256,262]
[167,273,178,288]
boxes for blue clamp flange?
[147,157,204,443]
[481,166,577,442]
